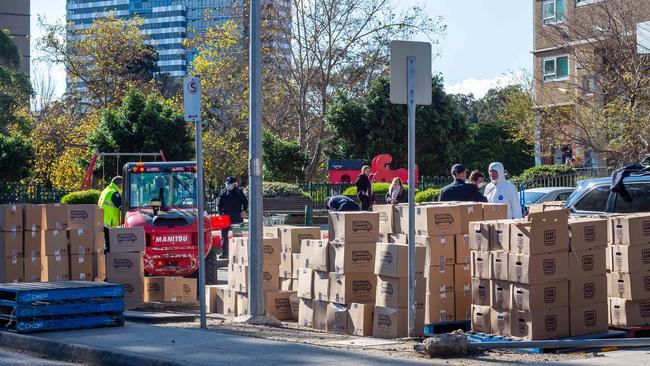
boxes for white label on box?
[467,206,474,214]
[440,284,446,299]
[464,283,470,296]
[31,254,37,264]
[441,237,447,246]
[11,204,16,214]
[79,254,84,263]
[440,310,447,323]
[10,225,16,232]
[79,246,85,255]
[78,228,84,236]
[172,295,177,302]
[54,230,59,237]
[80,273,86,280]
[439,260,446,272]
[12,251,17,264]
[31,224,36,232]
[10,231,16,239]
[55,249,62,262]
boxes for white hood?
[489,162,505,186]
[484,162,522,219]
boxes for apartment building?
[0,0,30,74]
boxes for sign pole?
[407,56,416,338]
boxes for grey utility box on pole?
[389,40,431,337]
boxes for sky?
[30,0,533,99]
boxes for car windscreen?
[614,183,650,213]
[574,185,609,212]
[129,171,196,209]
[523,192,545,206]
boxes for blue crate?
[424,320,471,336]
[467,330,628,353]
[12,314,125,333]
[0,281,123,304]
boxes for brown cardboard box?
[297,268,313,298]
[390,233,407,244]
[471,305,492,333]
[329,272,376,304]
[263,226,281,238]
[292,253,305,279]
[510,307,570,340]
[279,252,292,278]
[280,226,321,252]
[312,270,329,301]
[67,204,103,230]
[93,250,106,280]
[528,201,565,213]
[470,250,490,279]
[23,204,42,232]
[228,236,239,264]
[312,299,329,331]
[571,275,607,308]
[236,292,249,316]
[490,220,512,252]
[606,245,612,272]
[609,272,650,300]
[508,252,569,284]
[456,234,471,265]
[328,241,375,274]
[472,278,491,306]
[41,204,69,231]
[262,237,282,265]
[41,254,70,281]
[23,230,41,258]
[482,203,508,221]
[469,222,490,252]
[348,303,374,336]
[266,290,297,321]
[0,231,22,258]
[106,252,144,279]
[372,306,408,339]
[570,302,608,336]
[23,255,41,282]
[414,205,462,236]
[612,214,650,246]
[511,281,569,312]
[491,280,511,309]
[205,285,221,313]
[373,204,398,234]
[229,264,249,293]
[611,244,650,273]
[328,212,379,243]
[423,235,455,266]
[0,257,23,283]
[425,290,455,324]
[216,285,237,315]
[280,278,293,291]
[182,278,197,303]
[456,203,483,234]
[263,265,280,292]
[569,218,608,251]
[70,253,93,281]
[569,248,607,278]
[298,298,314,327]
[325,302,349,333]
[425,264,453,299]
[491,308,511,337]
[233,237,248,265]
[108,227,145,254]
[374,242,425,277]
[108,277,144,303]
[301,239,328,272]
[610,297,650,326]
[510,210,570,255]
[144,276,184,302]
[490,251,508,281]
[455,264,472,321]
[41,230,68,257]
[376,275,425,309]
[68,227,104,255]
[0,204,22,232]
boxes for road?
[0,348,74,366]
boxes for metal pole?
[196,114,206,329]
[248,0,264,317]
[407,56,416,337]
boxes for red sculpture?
[327,154,418,184]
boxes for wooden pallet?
[610,325,650,338]
[467,330,627,354]
[424,320,471,335]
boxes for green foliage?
[0,29,21,69]
[0,134,34,181]
[342,183,418,197]
[515,164,576,182]
[263,130,308,183]
[61,190,101,204]
[415,188,441,203]
[262,182,308,198]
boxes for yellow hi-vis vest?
[98,182,122,227]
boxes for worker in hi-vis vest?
[98,176,123,253]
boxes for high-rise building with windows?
[0,0,30,74]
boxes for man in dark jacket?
[439,164,487,202]
[355,165,373,210]
[325,195,360,212]
[217,177,248,259]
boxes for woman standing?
[355,165,373,210]
[386,177,406,204]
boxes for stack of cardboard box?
[27,204,70,282]
[608,213,650,326]
[105,227,146,303]
[67,204,105,282]
[0,204,23,283]
[278,226,320,290]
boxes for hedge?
[61,190,101,205]
[515,164,576,181]
[343,183,417,197]
[262,182,309,198]
[415,188,441,203]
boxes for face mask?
[478,182,485,189]
[226,183,235,191]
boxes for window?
[614,183,650,213]
[543,55,569,81]
[556,192,573,201]
[543,0,565,25]
[576,0,603,6]
[574,185,609,212]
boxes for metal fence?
[418,176,453,190]
[0,182,72,204]
[299,182,352,211]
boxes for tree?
[0,134,33,181]
[263,130,308,183]
[325,76,468,176]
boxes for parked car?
[523,187,575,207]
[564,170,650,215]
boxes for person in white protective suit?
[484,162,523,219]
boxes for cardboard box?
[373,306,408,339]
[491,308,511,337]
[182,278,197,303]
[296,268,313,299]
[469,222,490,252]
[569,248,607,278]
[528,201,565,213]
[491,280,511,309]
[262,237,282,265]
[482,203,508,221]
[348,303,374,336]
[571,275,607,308]
[329,272,376,304]
[292,253,305,279]
[0,204,22,232]
[609,272,650,300]
[301,239,328,272]
[41,254,70,282]
[106,252,144,279]
[376,275,425,309]
[425,291,455,323]
[93,250,106,280]
[280,226,321,252]
[214,285,237,315]
[229,236,239,264]
[511,281,569,312]
[425,264,453,299]
[279,252,292,278]
[510,307,570,340]
[41,230,68,257]
[23,204,42,231]
[0,231,22,258]
[144,276,184,302]
[205,285,220,313]
[456,203,483,235]
[280,278,293,291]
[612,214,650,246]
[471,305,492,333]
[328,212,379,243]
[610,297,650,326]
[298,298,314,327]
[611,244,650,273]
[373,204,398,234]
[312,300,329,331]
[423,235,455,266]
[325,302,348,333]
[329,241,375,274]
[508,252,569,284]
[569,218,608,251]
[490,251,508,281]
[456,234,471,265]
[266,290,297,321]
[0,257,23,283]
[41,203,69,231]
[312,270,329,301]
[414,205,462,236]
[471,278,491,306]
[236,292,249,316]
[23,230,41,258]
[68,227,104,255]
[263,265,280,292]
[455,264,472,321]
[374,242,425,277]
[390,233,407,244]
[229,264,249,293]
[490,220,512,252]
[70,253,93,281]
[570,302,608,336]
[67,204,103,230]
[108,227,145,254]
[108,277,144,303]
[263,226,281,238]
[510,210,570,255]
[232,237,248,264]
[23,255,41,282]
[470,250,490,279]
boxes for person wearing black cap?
[217,176,248,259]
[438,164,487,202]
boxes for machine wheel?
[205,249,220,285]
